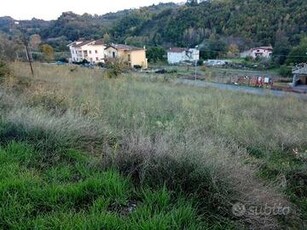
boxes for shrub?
[279,65,292,78]
[197,59,204,66]
[0,60,10,83]
[105,58,127,78]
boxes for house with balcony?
[104,44,148,69]
[68,39,106,64]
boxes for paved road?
[177,79,307,100]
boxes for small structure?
[105,44,148,69]
[204,59,228,66]
[167,47,199,64]
[68,39,106,64]
[292,63,307,86]
[240,46,273,59]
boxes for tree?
[186,0,198,6]
[29,34,42,51]
[0,34,21,61]
[146,47,166,63]
[103,33,111,44]
[227,44,239,58]
[0,60,10,83]
[124,36,149,47]
[183,27,205,47]
[200,35,227,60]
[40,44,54,62]
[286,37,307,65]
[272,30,290,65]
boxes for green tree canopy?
[286,37,307,65]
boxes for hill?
[0,0,306,59]
[108,0,307,57]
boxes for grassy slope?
[0,62,306,229]
[0,141,203,229]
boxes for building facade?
[68,39,106,64]
[167,48,199,64]
[240,46,273,59]
[292,63,307,86]
[105,44,148,69]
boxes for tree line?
[0,0,306,65]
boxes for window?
[89,50,92,54]
[112,52,116,58]
[128,54,131,61]
[96,57,98,61]
[95,50,98,54]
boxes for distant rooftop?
[106,44,144,51]
[68,39,105,48]
[168,47,188,53]
[250,46,273,51]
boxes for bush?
[279,65,292,78]
[0,60,10,83]
[197,59,204,66]
[105,58,127,78]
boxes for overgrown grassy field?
[0,141,203,229]
[0,62,306,229]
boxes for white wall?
[167,48,199,64]
[69,46,82,62]
[250,49,272,59]
[69,42,106,63]
[167,52,185,64]
[82,43,106,63]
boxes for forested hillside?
[0,0,306,61]
[108,0,307,58]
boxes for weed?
[0,62,306,228]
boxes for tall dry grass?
[1,62,306,228]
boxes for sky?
[0,0,184,20]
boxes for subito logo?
[232,202,246,217]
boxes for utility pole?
[12,21,34,76]
[194,60,197,80]
[194,45,199,81]
[24,41,34,76]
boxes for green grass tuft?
[0,141,206,229]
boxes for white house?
[167,47,199,64]
[68,39,106,64]
[240,46,273,59]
